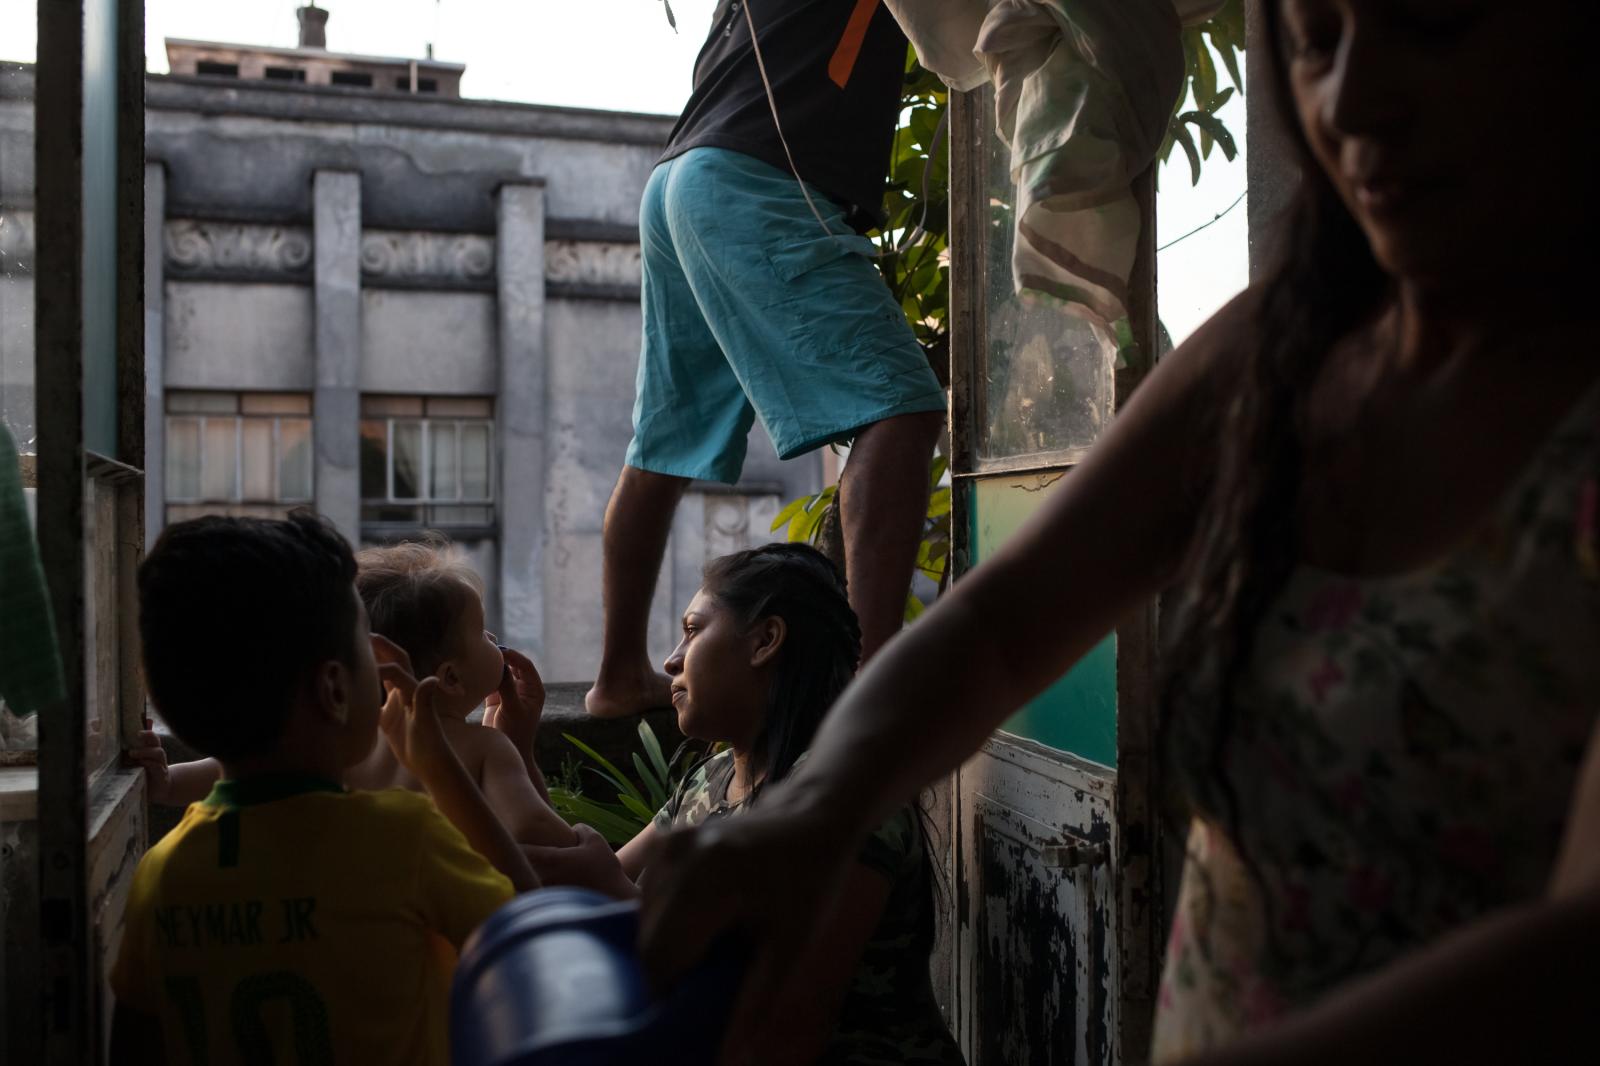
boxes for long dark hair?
[699,542,862,793]
[1159,10,1387,830]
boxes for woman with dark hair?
[637,1,1600,1062]
[532,543,963,1065]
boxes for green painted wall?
[969,474,1117,767]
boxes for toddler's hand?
[380,673,458,781]
[484,646,546,757]
[127,729,173,804]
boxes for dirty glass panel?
[977,98,1115,463]
[199,418,237,500]
[460,422,491,500]
[0,63,34,455]
[239,418,274,500]
[82,0,118,456]
[165,416,201,499]
[279,418,313,501]
[430,422,458,500]
[359,419,388,498]
[392,421,423,499]
[970,473,1116,767]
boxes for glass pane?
[359,420,388,499]
[240,392,311,416]
[199,418,238,500]
[83,0,117,457]
[393,420,423,499]
[970,474,1116,766]
[361,394,424,418]
[0,63,34,455]
[430,422,458,501]
[165,417,202,499]
[239,419,274,500]
[167,390,238,414]
[977,98,1114,463]
[279,418,313,501]
[460,423,491,499]
[426,396,493,418]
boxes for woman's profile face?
[1280,0,1587,286]
[664,589,769,748]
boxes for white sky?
[1,0,1248,343]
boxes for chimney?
[297,4,328,50]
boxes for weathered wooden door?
[938,87,1162,1065]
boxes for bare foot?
[584,669,673,719]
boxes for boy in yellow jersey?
[110,513,539,1066]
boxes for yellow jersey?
[111,775,513,1066]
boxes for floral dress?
[1151,384,1600,1060]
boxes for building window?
[360,396,494,529]
[264,66,307,82]
[330,70,374,88]
[164,392,313,523]
[195,61,240,78]
[393,76,438,93]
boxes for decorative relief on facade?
[705,493,781,560]
[544,240,642,289]
[361,230,495,285]
[152,220,643,293]
[165,220,313,277]
[0,211,36,272]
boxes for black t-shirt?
[661,0,909,232]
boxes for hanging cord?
[741,1,848,243]
[740,1,948,258]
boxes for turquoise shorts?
[625,148,945,484]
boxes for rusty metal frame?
[33,0,146,1057]
[35,0,93,1056]
[944,76,1164,1064]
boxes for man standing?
[585,0,944,718]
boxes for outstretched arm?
[479,726,579,848]
[126,730,221,806]
[640,289,1249,1023]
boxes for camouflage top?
[655,750,965,1065]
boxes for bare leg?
[585,465,691,719]
[837,410,942,665]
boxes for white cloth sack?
[885,0,1189,352]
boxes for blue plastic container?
[451,888,744,1066]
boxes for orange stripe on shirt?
[827,0,882,90]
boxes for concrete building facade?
[0,16,821,683]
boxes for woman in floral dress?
[634,1,1599,1063]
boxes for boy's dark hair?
[139,511,360,761]
[355,537,482,679]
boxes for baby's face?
[442,587,505,710]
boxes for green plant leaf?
[1183,111,1238,161]
[1172,123,1202,186]
[548,789,645,845]
[770,495,808,532]
[638,720,671,785]
[633,752,667,809]
[619,792,657,823]
[562,733,646,807]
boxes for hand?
[127,729,173,804]
[484,646,546,758]
[638,790,858,1066]
[523,823,638,899]
[377,652,457,783]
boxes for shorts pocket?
[766,229,878,283]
